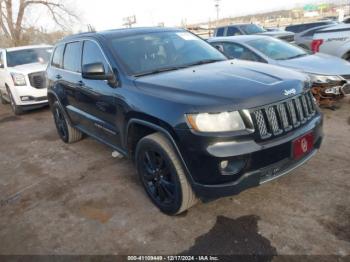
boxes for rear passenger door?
[58,41,87,127]
[80,40,121,147]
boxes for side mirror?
[82,62,119,87]
[82,62,107,80]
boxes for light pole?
[214,0,221,24]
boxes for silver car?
[294,24,336,50]
[209,35,350,106]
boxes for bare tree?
[0,0,77,46]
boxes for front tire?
[52,101,83,143]
[135,133,198,215]
[0,90,8,105]
[7,88,22,115]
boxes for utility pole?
[214,0,221,25]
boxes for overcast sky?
[30,0,343,31]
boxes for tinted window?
[82,41,110,73]
[63,42,82,72]
[248,37,309,60]
[216,28,225,36]
[7,48,52,67]
[226,27,242,36]
[108,31,226,76]
[240,24,266,34]
[51,45,64,68]
[222,42,262,62]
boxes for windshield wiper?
[134,59,225,77]
[182,59,225,68]
[134,66,182,77]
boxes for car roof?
[216,23,254,29]
[209,35,269,43]
[60,27,183,43]
[5,44,52,52]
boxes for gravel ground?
[0,99,349,259]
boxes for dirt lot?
[0,99,349,258]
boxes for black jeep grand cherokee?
[47,28,323,215]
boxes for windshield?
[108,31,226,76]
[6,47,52,67]
[248,38,309,60]
[240,24,266,34]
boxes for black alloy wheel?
[53,105,69,142]
[139,149,176,206]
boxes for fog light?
[220,160,228,169]
[219,159,246,176]
[20,96,32,101]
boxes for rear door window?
[226,26,242,36]
[216,28,225,37]
[222,42,263,62]
[63,42,82,73]
[51,45,65,68]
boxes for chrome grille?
[251,91,317,140]
[28,71,46,89]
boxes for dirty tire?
[52,101,82,143]
[136,132,198,215]
[0,90,8,104]
[7,88,22,115]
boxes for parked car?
[214,23,295,42]
[312,23,350,62]
[209,35,350,107]
[0,45,52,114]
[285,20,337,34]
[294,24,336,50]
[47,28,323,215]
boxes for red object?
[311,39,324,53]
[293,133,314,160]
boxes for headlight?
[309,74,342,84]
[11,73,26,86]
[186,111,246,132]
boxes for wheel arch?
[126,118,196,186]
[47,90,73,125]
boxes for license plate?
[293,133,314,160]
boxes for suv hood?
[9,62,47,74]
[134,60,308,111]
[275,53,350,76]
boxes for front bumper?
[176,114,323,201]
[10,85,48,106]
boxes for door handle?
[55,74,62,79]
[77,80,85,87]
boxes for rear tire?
[135,132,198,215]
[52,101,83,143]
